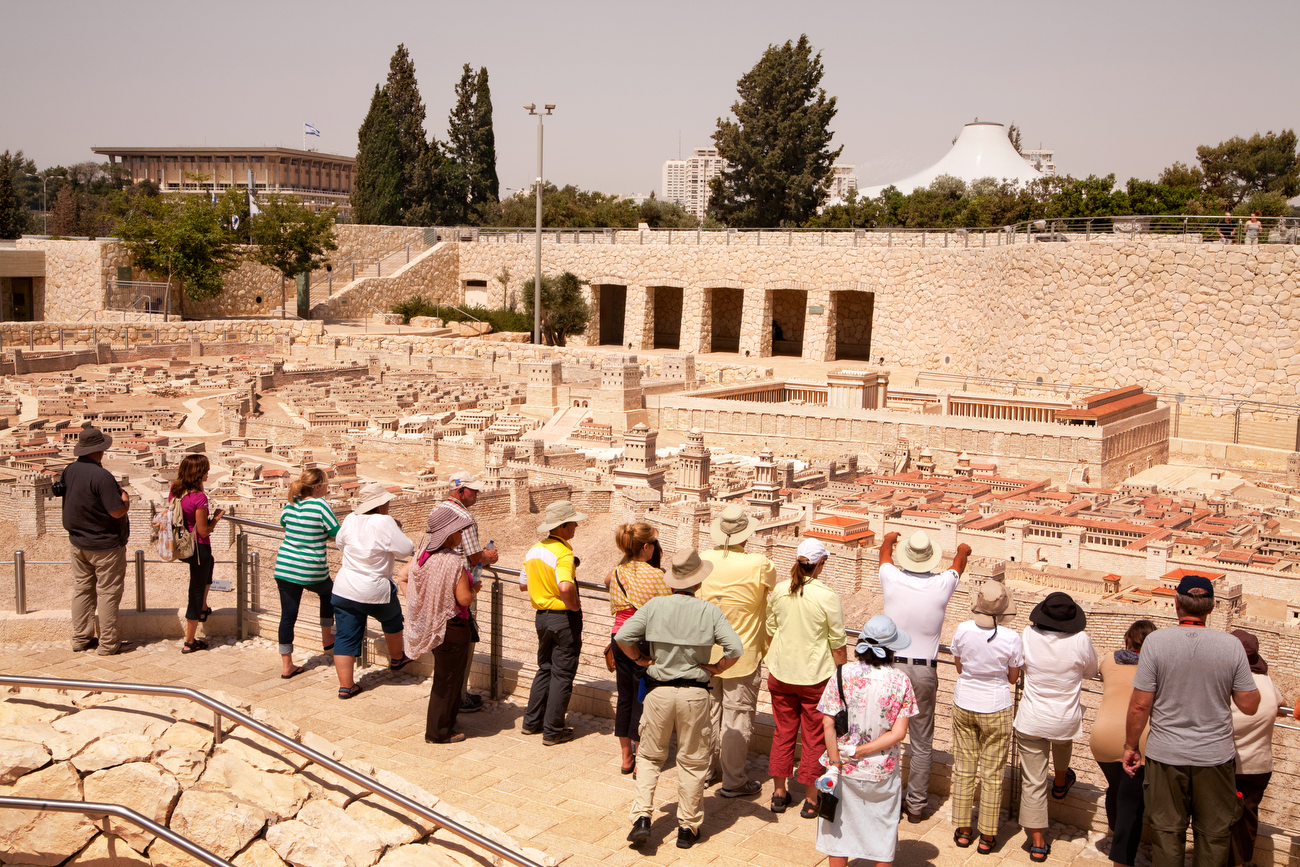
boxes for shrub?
[391,295,533,333]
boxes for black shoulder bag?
[833,665,849,737]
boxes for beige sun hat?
[894,530,944,573]
[971,581,1017,629]
[536,500,587,536]
[666,547,714,590]
[354,482,397,514]
[710,503,757,547]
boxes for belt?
[901,658,938,668]
[645,677,710,691]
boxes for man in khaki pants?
[61,427,132,655]
[616,549,743,851]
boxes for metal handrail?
[0,796,233,867]
[0,674,545,867]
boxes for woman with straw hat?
[616,548,743,851]
[404,507,476,743]
[950,580,1024,854]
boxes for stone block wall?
[310,242,458,320]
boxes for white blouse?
[951,620,1024,713]
[1013,626,1098,740]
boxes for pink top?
[179,491,211,545]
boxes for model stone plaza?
[2,11,1300,867]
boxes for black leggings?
[275,578,335,653]
[613,636,647,739]
[182,544,214,622]
[1098,760,1146,866]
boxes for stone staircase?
[310,239,431,307]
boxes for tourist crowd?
[59,446,1293,866]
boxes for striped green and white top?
[274,497,340,585]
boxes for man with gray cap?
[522,500,587,745]
[430,471,498,714]
[63,426,132,655]
[698,503,777,797]
[878,529,971,821]
[617,547,743,850]
[1123,574,1260,867]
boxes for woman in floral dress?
[817,615,919,867]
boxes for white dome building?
[861,121,1043,197]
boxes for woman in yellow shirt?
[605,522,670,776]
[766,538,848,816]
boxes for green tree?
[804,188,882,228]
[0,150,28,239]
[247,193,339,281]
[1196,130,1300,206]
[113,190,241,317]
[472,67,500,208]
[485,183,641,228]
[708,35,842,227]
[445,64,478,224]
[385,43,432,222]
[1008,123,1023,155]
[638,193,697,228]
[521,271,590,346]
[352,85,403,225]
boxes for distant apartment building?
[824,164,858,203]
[661,147,725,221]
[1023,148,1057,177]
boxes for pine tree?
[472,67,500,207]
[384,44,431,222]
[0,151,23,240]
[708,35,842,227]
[352,85,403,225]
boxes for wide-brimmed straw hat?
[424,507,474,552]
[73,426,113,457]
[710,503,756,547]
[537,500,587,535]
[355,481,397,514]
[666,547,713,590]
[971,581,1017,629]
[895,530,943,573]
[1029,592,1087,634]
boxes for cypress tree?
[0,151,24,240]
[445,64,477,224]
[384,44,431,222]
[352,85,403,225]
[472,67,500,206]
[709,35,842,227]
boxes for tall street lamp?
[524,103,554,345]
[23,173,55,236]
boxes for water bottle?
[472,541,494,585]
[815,767,838,796]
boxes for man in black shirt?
[62,427,131,655]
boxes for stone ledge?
[0,608,237,645]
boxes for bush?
[391,295,532,333]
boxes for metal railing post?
[490,576,503,700]
[13,551,25,615]
[235,532,248,641]
[134,549,145,612]
[213,709,223,745]
[250,551,261,612]
[1008,671,1024,819]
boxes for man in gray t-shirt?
[1124,576,1260,867]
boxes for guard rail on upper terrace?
[461,215,1300,247]
[307,225,436,303]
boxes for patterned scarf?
[403,538,467,659]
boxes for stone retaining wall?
[310,243,458,321]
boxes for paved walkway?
[0,637,1115,867]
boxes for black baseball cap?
[1175,575,1215,597]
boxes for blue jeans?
[276,578,334,655]
[331,585,403,658]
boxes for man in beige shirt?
[699,504,777,798]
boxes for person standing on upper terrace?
[63,426,132,656]
[522,500,587,746]
[698,503,778,799]
[878,529,969,822]
[1123,575,1260,867]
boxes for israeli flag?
[304,123,321,137]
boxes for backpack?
[159,496,196,561]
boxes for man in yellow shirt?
[522,500,586,746]
[699,503,777,797]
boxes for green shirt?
[274,497,340,585]
[615,592,743,684]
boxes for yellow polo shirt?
[699,546,777,678]
[524,536,576,611]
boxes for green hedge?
[391,295,533,333]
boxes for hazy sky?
[5,0,1298,198]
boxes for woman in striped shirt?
[274,468,340,678]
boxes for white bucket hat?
[710,503,757,547]
[894,530,943,573]
[537,500,587,535]
[355,481,397,514]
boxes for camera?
[52,473,66,498]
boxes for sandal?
[389,653,414,672]
[770,792,793,814]
[954,829,975,849]
[977,835,996,855]
[281,665,306,680]
[198,606,212,622]
[799,800,818,819]
[181,639,209,654]
[1030,843,1051,862]
[621,757,637,776]
[323,643,334,653]
[1050,768,1076,800]
[338,684,363,700]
